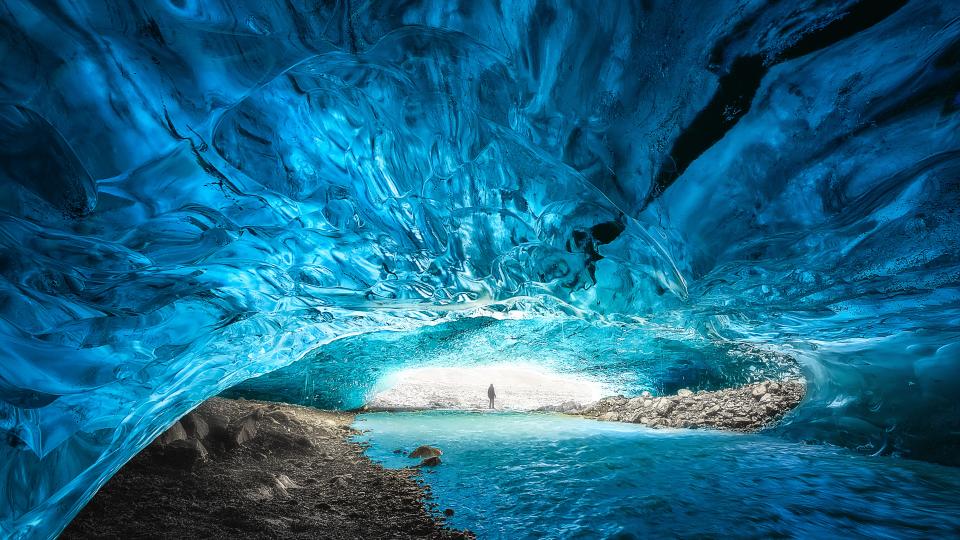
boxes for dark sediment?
[62,398,472,540]
[564,380,805,431]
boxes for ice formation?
[1,1,959,537]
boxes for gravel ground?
[62,398,473,540]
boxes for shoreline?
[364,380,806,434]
[571,380,806,431]
[63,398,473,539]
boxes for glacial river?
[355,411,960,539]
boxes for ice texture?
[1,1,959,537]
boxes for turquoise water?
[354,411,960,539]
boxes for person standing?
[487,384,496,409]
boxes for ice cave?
[2,0,960,538]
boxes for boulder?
[654,399,674,415]
[418,456,442,467]
[180,412,209,440]
[153,439,209,469]
[200,411,234,451]
[408,445,443,459]
[328,475,351,489]
[751,385,767,399]
[559,400,581,413]
[157,421,188,446]
[266,410,290,423]
[677,388,694,398]
[245,473,299,502]
[626,397,646,409]
[231,415,260,447]
[274,473,298,490]
[579,402,599,415]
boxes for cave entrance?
[366,363,608,411]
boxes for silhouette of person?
[488,384,496,409]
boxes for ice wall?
[1,0,959,537]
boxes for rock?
[579,402,599,415]
[329,475,351,489]
[275,474,298,490]
[153,439,208,469]
[558,400,580,412]
[157,421,188,446]
[574,380,804,434]
[654,399,674,415]
[418,456,442,467]
[293,435,314,448]
[231,415,259,447]
[444,508,455,517]
[641,391,652,398]
[243,486,276,502]
[249,473,301,500]
[266,410,290,423]
[180,413,209,440]
[408,445,442,459]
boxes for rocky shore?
[550,380,805,432]
[63,398,472,539]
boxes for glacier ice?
[1,0,959,537]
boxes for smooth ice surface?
[1,1,960,537]
[356,411,960,538]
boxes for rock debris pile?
[553,381,805,432]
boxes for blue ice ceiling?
[1,0,960,537]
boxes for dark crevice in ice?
[643,0,909,210]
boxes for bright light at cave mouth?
[5,0,960,538]
[368,363,608,411]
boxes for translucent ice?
[1,1,959,537]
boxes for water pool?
[354,411,960,539]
